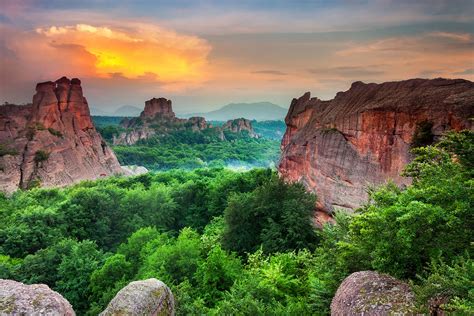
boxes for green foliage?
[47,128,63,138]
[195,245,242,305]
[34,150,49,163]
[138,228,202,285]
[55,240,104,314]
[114,138,280,171]
[338,133,473,278]
[413,253,473,314]
[0,131,472,315]
[96,125,126,142]
[222,175,318,255]
[0,144,18,157]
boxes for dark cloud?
[252,70,288,76]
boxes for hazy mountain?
[114,105,142,116]
[183,102,288,121]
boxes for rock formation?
[141,97,175,120]
[100,278,175,316]
[330,271,415,315]
[114,98,257,145]
[222,118,258,138]
[0,279,75,315]
[279,78,474,214]
[0,77,123,193]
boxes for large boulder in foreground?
[330,271,415,315]
[0,279,75,315]
[100,278,175,316]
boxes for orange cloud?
[35,23,211,83]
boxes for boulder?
[330,271,415,315]
[100,278,175,316]
[0,279,75,315]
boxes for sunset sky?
[1,0,473,113]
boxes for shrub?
[48,128,63,138]
[34,150,50,163]
[0,144,18,157]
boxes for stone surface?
[0,77,123,193]
[100,278,175,316]
[279,78,474,213]
[0,279,75,315]
[141,97,175,120]
[222,118,258,138]
[121,165,149,176]
[330,271,415,315]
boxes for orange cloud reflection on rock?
[36,24,211,83]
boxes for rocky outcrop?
[279,78,474,213]
[121,165,149,176]
[0,279,75,315]
[0,77,122,193]
[114,99,257,145]
[100,278,175,316]
[141,97,175,120]
[222,118,258,138]
[330,271,415,315]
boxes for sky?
[0,0,473,114]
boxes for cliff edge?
[279,78,474,213]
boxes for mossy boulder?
[330,271,415,315]
[0,279,75,315]
[100,278,175,316]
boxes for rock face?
[222,118,258,138]
[141,97,175,120]
[0,77,122,193]
[330,271,415,315]
[100,278,175,316]
[114,98,257,145]
[279,78,474,213]
[0,279,75,315]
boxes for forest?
[93,116,283,171]
[0,130,472,315]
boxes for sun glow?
[36,24,211,83]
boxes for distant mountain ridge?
[183,102,288,121]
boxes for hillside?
[184,102,288,121]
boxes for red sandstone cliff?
[279,78,474,214]
[0,77,122,193]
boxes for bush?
[48,128,63,138]
[34,150,50,163]
[0,144,18,157]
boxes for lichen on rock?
[100,278,175,316]
[330,271,416,315]
[0,279,75,315]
